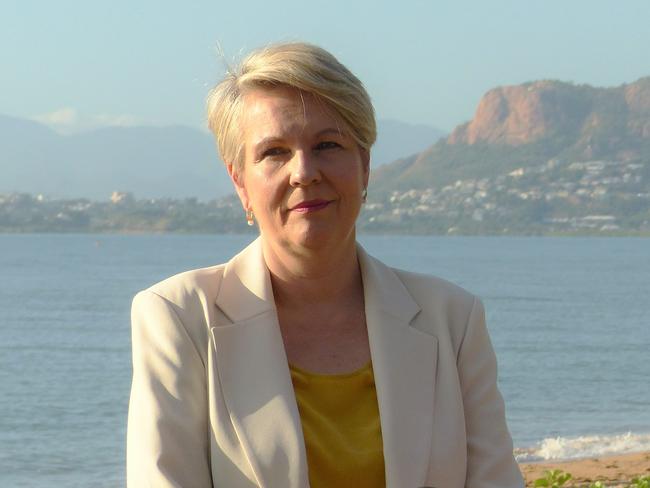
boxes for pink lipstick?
[291,199,331,213]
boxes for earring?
[361,187,368,203]
[245,209,254,226]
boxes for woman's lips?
[290,199,331,213]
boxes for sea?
[1,234,649,487]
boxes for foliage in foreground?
[630,476,650,488]
[533,469,650,487]
[534,469,572,487]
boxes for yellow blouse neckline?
[288,361,372,380]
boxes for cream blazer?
[127,238,524,488]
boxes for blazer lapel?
[212,238,309,488]
[211,239,437,488]
[359,246,438,488]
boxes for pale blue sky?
[2,0,649,133]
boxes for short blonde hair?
[206,42,376,171]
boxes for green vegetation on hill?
[362,156,650,235]
[0,193,252,234]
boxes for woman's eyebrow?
[254,129,345,149]
[253,136,284,150]
[315,127,347,138]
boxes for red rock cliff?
[448,77,650,146]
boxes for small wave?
[515,432,650,462]
[483,295,560,303]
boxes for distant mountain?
[0,114,443,200]
[0,114,232,200]
[364,77,650,235]
[373,119,445,166]
[371,77,650,194]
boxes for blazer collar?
[212,238,437,488]
[215,237,275,323]
[215,238,421,323]
[356,244,420,322]
[358,246,438,488]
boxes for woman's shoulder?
[391,267,477,309]
[135,262,228,311]
[130,264,231,356]
[359,246,475,303]
[358,247,480,328]
[387,266,482,345]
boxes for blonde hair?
[206,42,376,171]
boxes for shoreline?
[519,451,650,486]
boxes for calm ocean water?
[1,234,649,487]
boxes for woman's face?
[229,85,369,254]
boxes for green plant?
[534,469,572,487]
[630,476,650,488]
[531,470,650,488]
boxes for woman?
[127,42,523,488]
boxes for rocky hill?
[366,77,650,234]
[448,77,650,151]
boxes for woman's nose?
[289,151,321,187]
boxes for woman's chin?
[282,221,355,253]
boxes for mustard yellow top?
[289,361,386,488]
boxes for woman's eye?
[262,147,288,158]
[315,141,342,151]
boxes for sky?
[2,0,650,134]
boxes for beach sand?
[520,451,650,486]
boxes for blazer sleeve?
[127,290,212,488]
[458,297,524,488]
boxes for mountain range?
[0,114,443,201]
[2,76,649,235]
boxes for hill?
[365,77,650,234]
[0,114,441,200]
[0,115,232,200]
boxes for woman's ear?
[227,163,250,211]
[360,148,371,189]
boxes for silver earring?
[361,188,368,203]
[245,209,254,226]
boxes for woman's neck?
[262,236,363,307]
